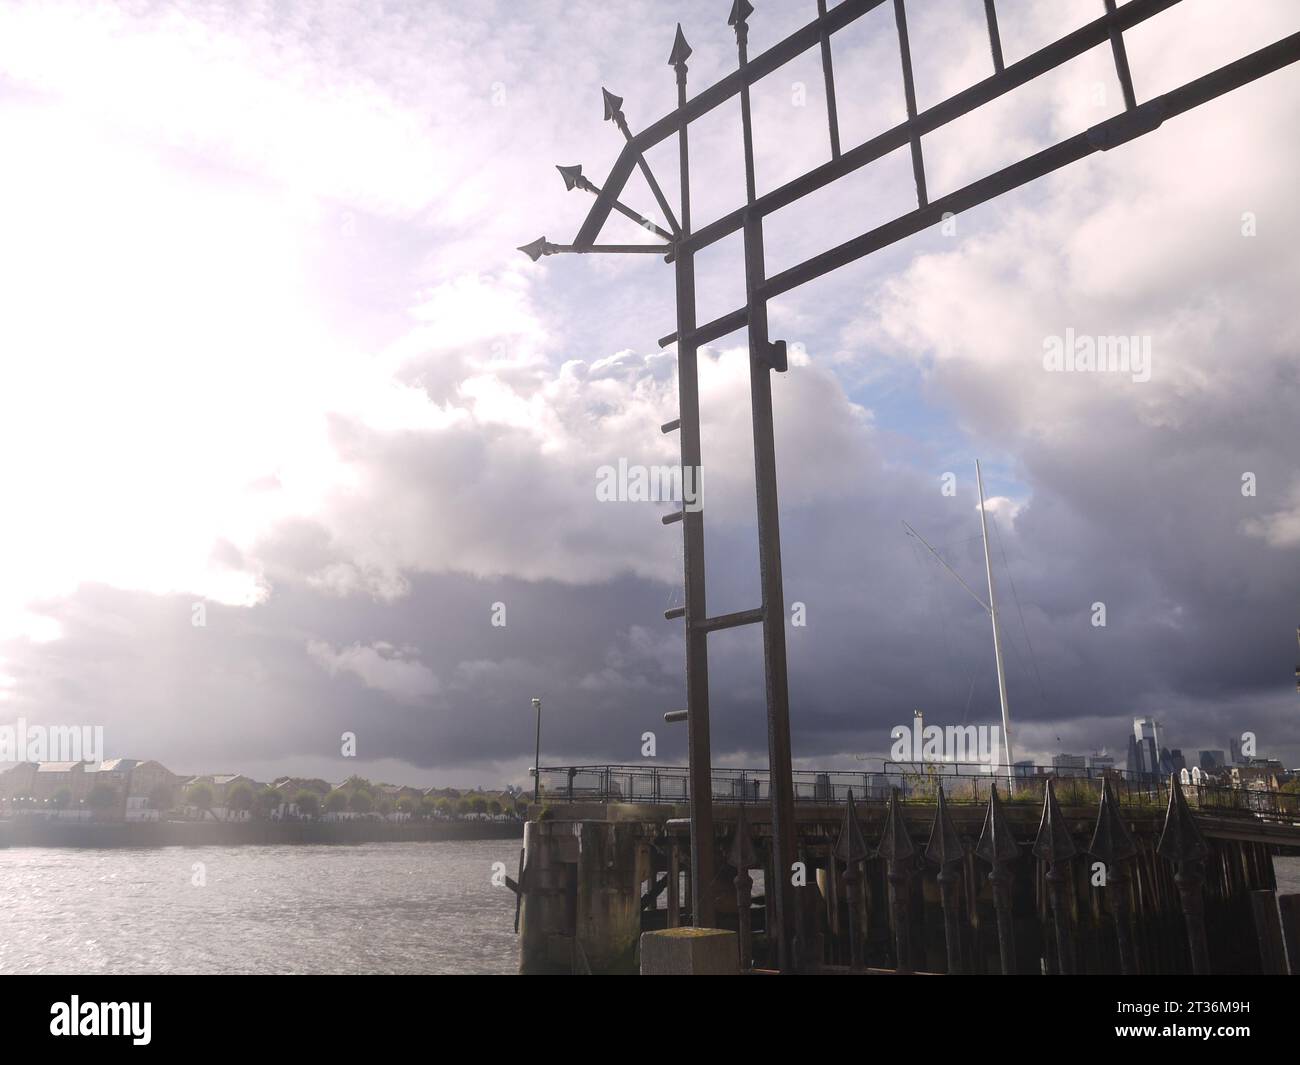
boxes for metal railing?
[536,764,1299,818]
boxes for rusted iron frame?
[597,0,1183,268]
[662,27,1300,348]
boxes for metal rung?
[661,418,680,433]
[697,607,764,633]
[664,606,685,620]
[664,709,688,723]
[661,510,685,525]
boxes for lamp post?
[531,697,542,804]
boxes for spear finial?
[516,237,552,262]
[555,164,588,192]
[975,781,1020,865]
[1089,775,1137,864]
[1032,777,1078,864]
[728,0,754,27]
[835,790,869,865]
[925,785,967,867]
[727,803,757,871]
[1157,773,1208,864]
[601,87,624,123]
[876,786,915,863]
[668,24,692,71]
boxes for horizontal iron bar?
[664,709,689,723]
[684,30,1300,332]
[660,418,680,433]
[659,306,748,350]
[664,606,686,620]
[575,0,890,248]
[697,607,765,634]
[661,510,685,525]
[554,243,670,254]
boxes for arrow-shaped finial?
[668,24,692,68]
[727,0,754,28]
[925,785,967,867]
[835,790,870,865]
[517,237,551,263]
[727,804,757,871]
[876,786,916,863]
[601,87,624,122]
[1089,775,1137,864]
[1157,773,1208,864]
[556,164,585,192]
[975,782,1020,865]
[1032,777,1078,864]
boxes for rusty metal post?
[729,804,757,970]
[728,1,798,972]
[1157,774,1211,974]
[877,787,916,973]
[1033,778,1078,974]
[1279,894,1300,975]
[1251,890,1288,974]
[976,782,1019,974]
[667,840,681,928]
[661,26,717,932]
[926,785,968,974]
[1089,775,1138,974]
[836,791,869,971]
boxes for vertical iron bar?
[672,44,717,931]
[734,7,798,972]
[667,841,681,928]
[1103,0,1138,110]
[742,212,798,971]
[892,0,929,207]
[816,0,843,159]
[983,0,1005,74]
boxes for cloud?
[307,640,440,705]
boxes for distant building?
[1133,718,1159,780]
[1229,737,1242,765]
[1013,760,1037,778]
[1089,751,1115,772]
[1052,753,1087,777]
[1199,750,1226,770]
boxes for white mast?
[976,460,1015,794]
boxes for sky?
[0,0,1296,788]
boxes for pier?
[514,766,1300,974]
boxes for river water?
[2,845,1296,974]
[0,840,520,974]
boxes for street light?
[531,697,542,804]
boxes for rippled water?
[0,841,520,974]
[3,846,1297,974]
